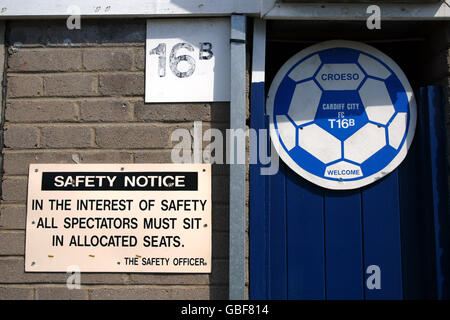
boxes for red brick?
[79,98,133,122]
[99,73,144,96]
[5,100,78,122]
[0,206,26,229]
[83,49,133,71]
[7,75,43,98]
[44,74,97,97]
[40,126,92,148]
[4,126,38,149]
[8,49,81,72]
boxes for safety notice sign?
[267,40,416,190]
[25,163,211,273]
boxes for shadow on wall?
[6,19,146,46]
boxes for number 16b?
[149,42,214,78]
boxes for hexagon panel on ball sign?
[288,80,322,126]
[359,78,395,125]
[316,63,364,91]
[298,123,342,164]
[268,40,416,190]
[344,123,386,164]
[276,115,297,151]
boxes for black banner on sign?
[41,172,198,191]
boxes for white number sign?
[145,18,230,102]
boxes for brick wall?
[0,19,231,300]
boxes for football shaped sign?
[267,40,416,190]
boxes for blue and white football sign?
[267,40,416,190]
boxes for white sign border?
[25,163,212,273]
[145,17,231,103]
[267,40,417,190]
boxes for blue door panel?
[249,84,449,300]
[324,191,364,299]
[286,173,325,299]
[425,87,450,299]
[268,162,288,299]
[397,138,432,299]
[249,82,269,299]
[362,171,403,299]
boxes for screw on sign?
[267,40,417,190]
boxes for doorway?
[249,20,449,299]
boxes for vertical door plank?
[268,162,288,299]
[325,190,364,299]
[249,18,268,300]
[426,86,450,299]
[362,171,403,299]
[249,82,268,299]
[415,87,439,298]
[286,174,325,299]
[398,139,435,300]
